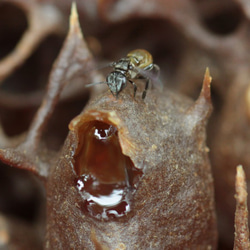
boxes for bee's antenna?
[85,81,107,88]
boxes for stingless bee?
[86,49,160,99]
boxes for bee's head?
[106,71,127,97]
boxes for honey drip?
[74,121,142,220]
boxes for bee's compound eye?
[116,74,126,85]
[107,73,115,82]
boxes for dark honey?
[74,121,142,220]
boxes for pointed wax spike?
[236,165,248,204]
[234,165,250,249]
[70,2,78,23]
[185,68,213,131]
[24,0,92,148]
[69,2,83,38]
[201,67,212,102]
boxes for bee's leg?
[142,78,149,100]
[128,80,137,98]
[138,76,149,99]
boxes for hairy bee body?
[87,49,160,99]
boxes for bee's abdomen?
[127,49,153,69]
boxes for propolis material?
[0,3,221,249]
[234,165,250,250]
[44,69,217,248]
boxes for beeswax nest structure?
[0,1,250,249]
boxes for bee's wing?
[135,64,163,90]
[78,60,113,88]
[80,61,113,76]
[85,81,107,87]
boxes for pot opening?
[73,120,142,220]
